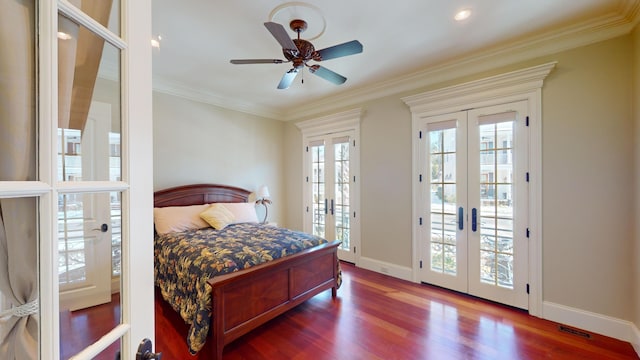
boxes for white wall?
[358,98,413,265]
[153,91,285,224]
[541,35,634,321]
[283,122,303,230]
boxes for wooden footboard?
[208,240,340,360]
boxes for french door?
[419,100,529,309]
[305,131,358,263]
[0,0,152,359]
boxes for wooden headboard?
[153,184,252,208]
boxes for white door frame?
[402,62,555,317]
[305,130,356,262]
[417,101,529,309]
[297,109,361,265]
[36,0,154,359]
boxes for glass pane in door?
[478,121,515,288]
[63,0,121,35]
[429,128,457,275]
[59,191,122,358]
[311,143,326,237]
[334,139,350,251]
[58,14,121,182]
[69,0,121,36]
[111,192,122,277]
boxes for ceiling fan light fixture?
[454,9,472,21]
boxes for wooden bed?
[153,183,341,359]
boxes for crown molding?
[282,4,639,121]
[151,1,640,122]
[152,76,286,120]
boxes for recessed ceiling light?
[57,31,72,40]
[151,35,162,49]
[454,9,471,21]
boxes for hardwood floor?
[155,262,638,359]
[60,294,120,359]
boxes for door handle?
[92,223,109,232]
[136,338,162,360]
[330,199,334,215]
[458,207,463,230]
[324,199,328,215]
[471,208,477,232]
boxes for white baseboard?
[632,323,640,357]
[357,256,414,282]
[543,301,639,354]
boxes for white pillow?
[219,202,259,224]
[153,204,211,235]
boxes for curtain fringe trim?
[0,299,38,321]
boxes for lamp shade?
[256,185,270,199]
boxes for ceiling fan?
[230,19,363,89]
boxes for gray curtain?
[0,0,39,359]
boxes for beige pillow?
[153,204,211,235]
[219,202,259,223]
[200,203,235,230]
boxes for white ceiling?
[151,0,637,120]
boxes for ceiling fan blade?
[277,68,299,89]
[315,40,363,61]
[230,59,285,64]
[308,65,347,85]
[264,22,297,51]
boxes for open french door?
[419,100,529,309]
[38,0,154,359]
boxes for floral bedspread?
[154,223,341,354]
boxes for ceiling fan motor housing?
[284,39,316,68]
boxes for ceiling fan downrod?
[289,19,308,37]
